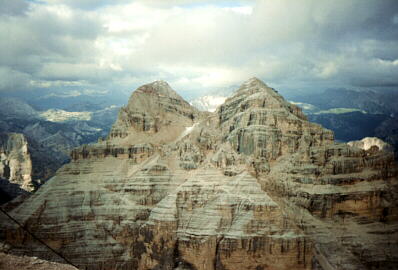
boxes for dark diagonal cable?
[0,207,79,269]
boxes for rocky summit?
[1,78,397,270]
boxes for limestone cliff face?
[218,78,334,173]
[0,133,34,201]
[109,80,199,141]
[1,79,397,270]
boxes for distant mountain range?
[292,88,398,155]
[1,89,128,111]
[0,97,120,184]
[292,88,398,115]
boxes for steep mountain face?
[109,80,198,141]
[0,133,34,203]
[1,79,397,270]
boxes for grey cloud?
[47,0,252,10]
[42,0,131,10]
[0,0,397,97]
[241,1,398,90]
[0,2,103,84]
[37,62,123,84]
[0,66,31,91]
[0,0,29,16]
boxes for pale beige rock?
[109,80,199,144]
[0,133,34,198]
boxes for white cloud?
[42,88,109,98]
[316,62,339,79]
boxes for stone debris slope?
[0,252,78,270]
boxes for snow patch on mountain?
[189,96,227,112]
[347,137,393,152]
[40,109,92,122]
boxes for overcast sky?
[0,0,397,99]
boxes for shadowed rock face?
[1,78,397,270]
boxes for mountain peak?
[109,80,198,140]
[245,77,267,85]
[136,80,183,100]
[235,77,280,98]
[238,77,272,89]
[220,76,307,122]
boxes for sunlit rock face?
[109,80,199,141]
[1,78,397,270]
[0,133,34,201]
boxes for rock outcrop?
[0,133,34,202]
[348,136,393,152]
[0,78,397,270]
